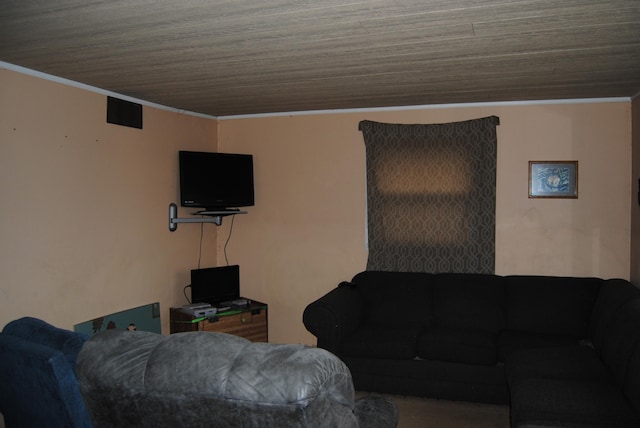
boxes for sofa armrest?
[303,282,364,354]
[0,333,93,428]
[3,316,88,371]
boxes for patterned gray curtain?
[359,116,499,273]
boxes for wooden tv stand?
[169,300,268,342]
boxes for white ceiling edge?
[0,61,219,120]
[220,97,631,120]
[1,61,630,122]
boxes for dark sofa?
[303,271,640,427]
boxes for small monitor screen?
[191,265,240,306]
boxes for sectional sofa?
[303,271,640,427]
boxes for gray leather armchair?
[77,329,398,428]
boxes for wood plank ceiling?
[1,0,639,117]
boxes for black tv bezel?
[190,265,240,306]
[179,150,255,210]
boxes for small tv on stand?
[191,265,241,307]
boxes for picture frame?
[528,161,578,199]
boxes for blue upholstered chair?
[0,317,93,428]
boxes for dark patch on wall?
[107,96,142,129]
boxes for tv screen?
[179,151,254,210]
[191,265,240,306]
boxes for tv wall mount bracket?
[168,203,246,231]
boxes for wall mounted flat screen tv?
[179,151,254,210]
[191,265,240,306]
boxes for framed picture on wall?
[528,161,578,199]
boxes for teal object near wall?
[74,302,161,336]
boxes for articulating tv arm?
[168,203,246,231]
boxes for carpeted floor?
[0,394,510,428]
[357,392,510,428]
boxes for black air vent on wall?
[107,96,143,129]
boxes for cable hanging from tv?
[168,203,246,231]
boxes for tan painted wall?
[219,102,632,345]
[0,67,633,348]
[0,68,218,333]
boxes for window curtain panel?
[359,116,499,273]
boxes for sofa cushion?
[148,334,353,406]
[417,327,497,365]
[505,276,601,338]
[623,342,640,417]
[352,271,434,327]
[505,345,611,386]
[589,279,640,351]
[341,325,422,360]
[510,378,640,428]
[599,300,640,387]
[434,273,505,332]
[497,330,580,362]
[344,355,509,404]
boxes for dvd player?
[182,303,217,317]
